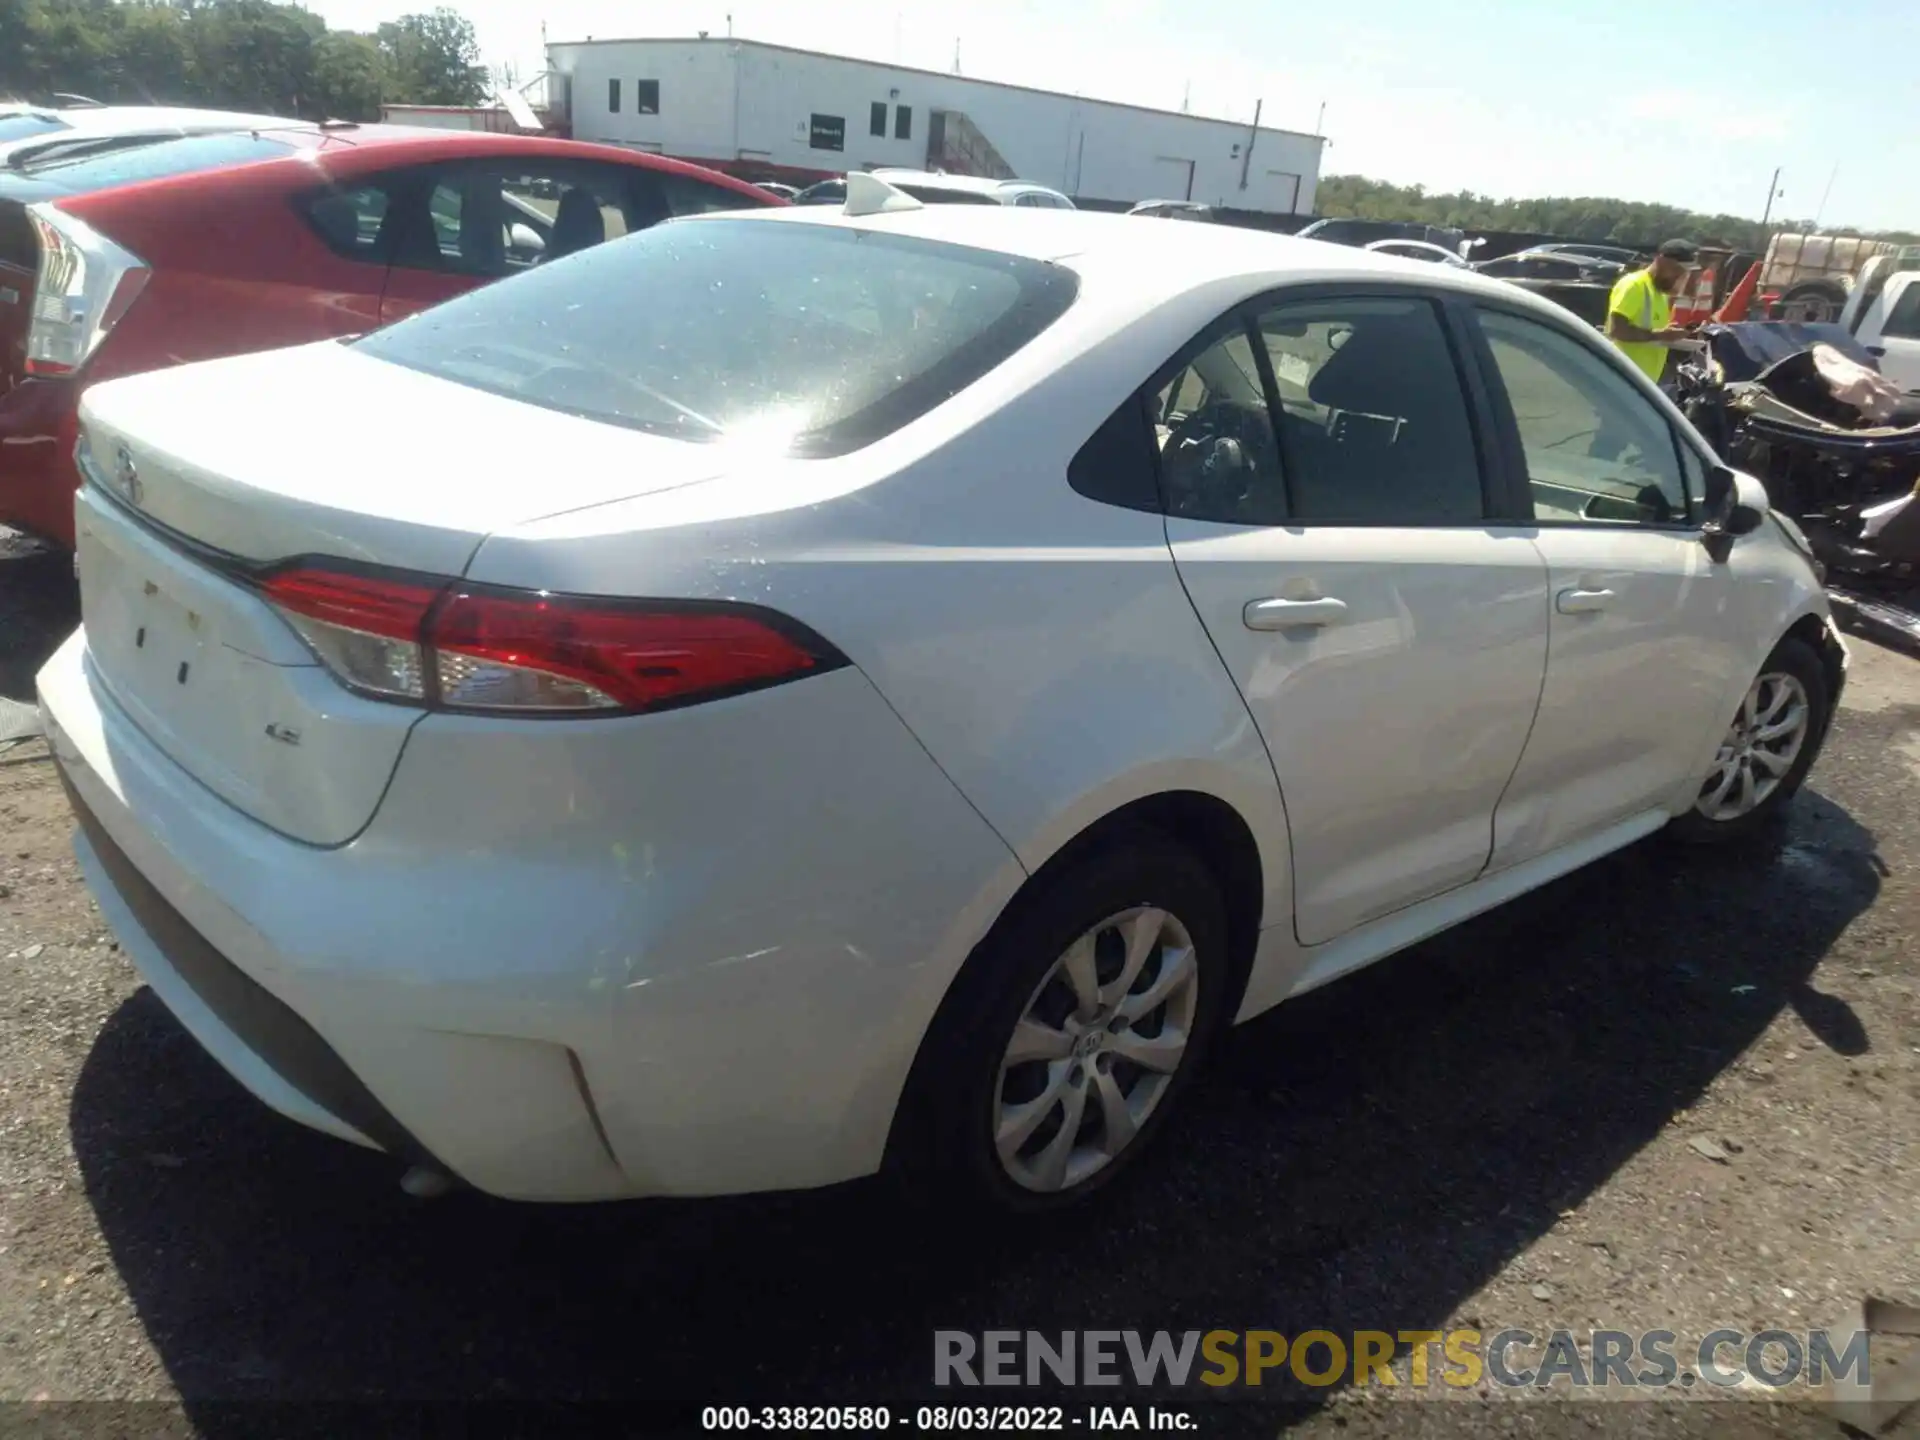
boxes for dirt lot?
[0,538,1916,1437]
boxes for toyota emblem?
[113,445,143,508]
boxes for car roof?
[684,202,1569,313]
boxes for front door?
[1465,304,1752,867]
[1161,293,1549,946]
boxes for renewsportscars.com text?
[933,1328,1869,1391]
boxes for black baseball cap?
[1657,238,1699,262]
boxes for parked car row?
[0,115,779,546]
[27,162,1842,1215]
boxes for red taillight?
[257,563,842,715]
[262,567,444,641]
[431,588,834,713]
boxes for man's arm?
[1608,276,1690,343]
[1608,312,1691,344]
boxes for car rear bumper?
[38,627,1020,1201]
[0,376,81,548]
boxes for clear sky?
[303,0,1920,232]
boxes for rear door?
[378,157,757,322]
[1162,290,1549,946]
[1465,302,1750,866]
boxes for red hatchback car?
[0,124,778,547]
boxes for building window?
[637,79,660,115]
[608,78,621,113]
[869,102,887,137]
[809,113,846,151]
[895,104,911,140]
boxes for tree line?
[0,0,489,121]
[1315,174,1918,251]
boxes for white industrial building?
[541,36,1324,215]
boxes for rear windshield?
[355,218,1079,456]
[0,114,68,144]
[19,132,295,188]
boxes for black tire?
[1669,637,1831,846]
[890,828,1231,1215]
[1777,279,1848,324]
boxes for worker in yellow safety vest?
[1606,238,1700,388]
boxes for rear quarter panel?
[65,157,386,380]
[465,279,1298,1000]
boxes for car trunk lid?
[72,342,729,844]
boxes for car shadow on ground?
[0,544,78,705]
[64,779,1884,1427]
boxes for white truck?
[1834,253,1920,395]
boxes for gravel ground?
[0,541,1916,1438]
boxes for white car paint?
[1362,238,1471,269]
[0,105,292,167]
[39,205,1839,1202]
[868,167,1076,208]
[1849,270,1920,393]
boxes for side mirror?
[507,222,547,257]
[1702,465,1769,561]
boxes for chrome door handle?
[1244,596,1349,630]
[1556,586,1615,614]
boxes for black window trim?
[1463,294,1709,533]
[1140,280,1513,530]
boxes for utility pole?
[1238,97,1261,191]
[1759,165,1783,228]
[1180,80,1191,114]
[1813,162,1839,230]
[726,13,733,37]
[953,37,962,75]
[1314,99,1326,136]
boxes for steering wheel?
[1162,401,1278,516]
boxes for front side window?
[1254,296,1485,524]
[1476,307,1691,525]
[355,220,1078,456]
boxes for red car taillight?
[259,564,844,715]
[24,204,150,377]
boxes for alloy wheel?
[1696,671,1810,822]
[992,906,1199,1194]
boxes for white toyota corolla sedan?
[38,176,1844,1213]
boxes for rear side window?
[354,219,1079,456]
[1253,296,1484,524]
[18,133,296,189]
[303,184,392,260]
